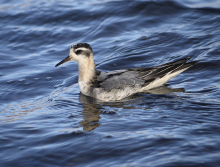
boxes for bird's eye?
[76,49,82,55]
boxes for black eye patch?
[75,49,82,55]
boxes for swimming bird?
[55,43,198,101]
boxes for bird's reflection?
[78,94,102,131]
[144,85,184,94]
[78,85,185,131]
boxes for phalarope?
[55,43,198,101]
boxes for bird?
[55,43,198,101]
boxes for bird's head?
[55,43,93,67]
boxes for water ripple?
[1,0,220,166]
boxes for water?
[1,0,220,166]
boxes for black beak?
[55,56,71,67]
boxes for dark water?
[1,0,220,166]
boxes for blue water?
[1,0,220,166]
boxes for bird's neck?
[78,55,96,84]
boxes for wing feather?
[92,57,198,91]
[101,71,145,90]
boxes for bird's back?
[90,57,197,101]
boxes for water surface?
[1,0,220,166]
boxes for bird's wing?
[129,57,198,81]
[100,71,145,91]
[92,57,198,90]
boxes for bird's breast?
[78,81,92,97]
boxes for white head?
[55,43,94,67]
[55,43,96,83]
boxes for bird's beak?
[55,55,71,67]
